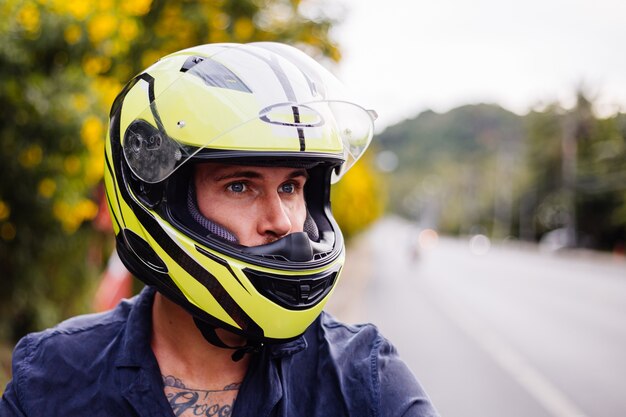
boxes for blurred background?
[1,0,625,416]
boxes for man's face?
[194,163,308,247]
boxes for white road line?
[431,290,590,417]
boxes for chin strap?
[193,317,264,362]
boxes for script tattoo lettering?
[162,375,241,417]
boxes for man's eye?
[281,183,296,194]
[227,182,247,193]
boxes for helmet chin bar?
[240,231,334,262]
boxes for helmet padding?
[187,184,238,243]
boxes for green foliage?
[0,0,349,345]
[0,5,100,341]
[378,104,525,237]
[378,96,626,250]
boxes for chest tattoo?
[162,375,240,417]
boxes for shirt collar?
[112,285,312,417]
[268,335,308,358]
[115,286,158,368]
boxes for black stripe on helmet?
[105,149,125,229]
[228,45,308,151]
[195,245,250,294]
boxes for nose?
[257,192,292,241]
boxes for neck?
[151,292,250,388]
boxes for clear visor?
[121,43,376,184]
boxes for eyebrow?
[214,168,309,182]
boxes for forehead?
[194,162,308,182]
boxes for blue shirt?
[1,287,438,417]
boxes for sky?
[330,0,626,131]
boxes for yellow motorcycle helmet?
[104,42,376,348]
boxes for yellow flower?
[121,0,153,16]
[96,0,114,13]
[328,46,341,63]
[0,200,10,221]
[53,199,97,234]
[87,13,116,44]
[19,145,43,168]
[81,116,104,150]
[82,55,111,76]
[75,198,99,221]
[331,157,385,239]
[141,50,162,70]
[82,55,100,76]
[64,156,81,175]
[119,19,139,42]
[208,30,230,43]
[210,12,230,31]
[92,76,122,109]
[63,0,93,20]
[85,152,104,185]
[233,17,254,41]
[52,200,69,222]
[38,178,57,198]
[64,24,82,45]
[17,3,40,35]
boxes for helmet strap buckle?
[192,317,263,362]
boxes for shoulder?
[2,290,158,416]
[315,311,393,360]
[8,296,139,404]
[13,297,133,365]
[309,312,440,417]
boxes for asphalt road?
[328,217,626,417]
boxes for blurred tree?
[520,104,565,241]
[521,93,626,249]
[574,95,626,250]
[376,96,625,251]
[377,104,525,237]
[0,0,383,346]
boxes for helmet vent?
[313,250,333,261]
[251,249,332,262]
[182,55,251,93]
[243,267,340,310]
[254,254,288,262]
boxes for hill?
[375,104,526,234]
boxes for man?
[1,42,438,416]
